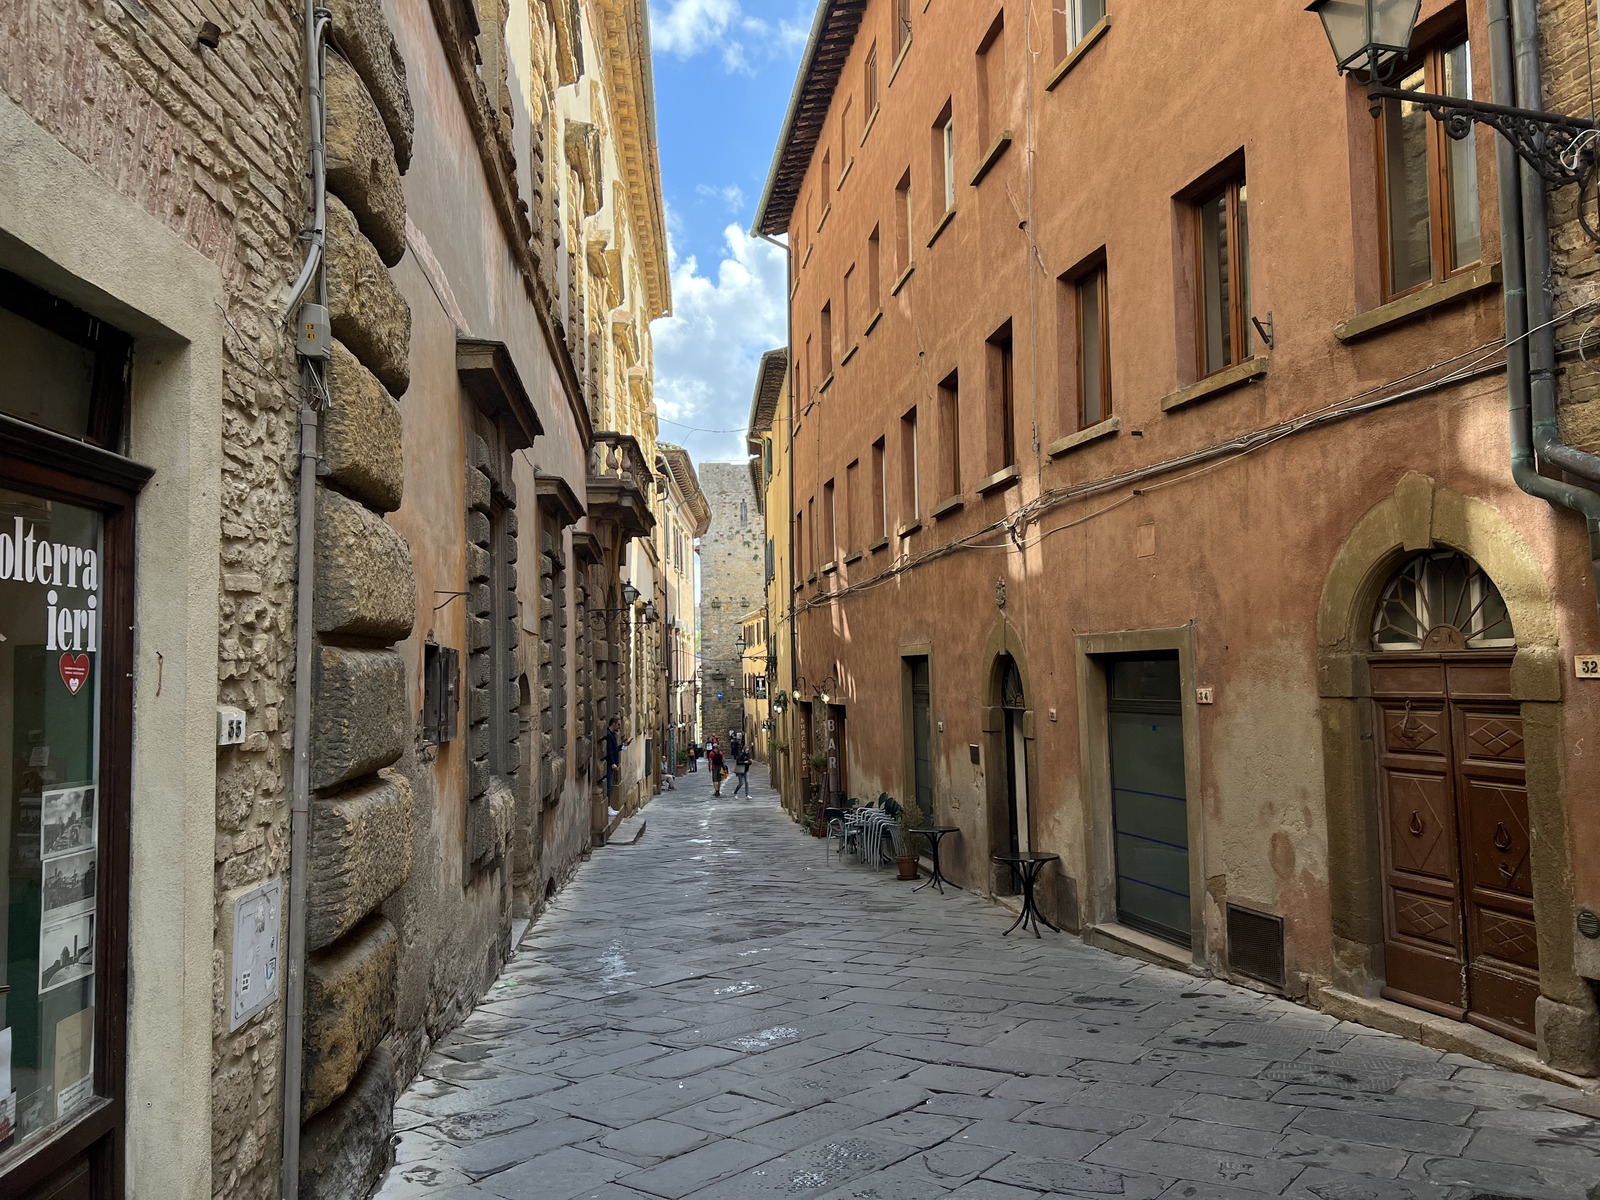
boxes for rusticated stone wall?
[296,0,417,1195]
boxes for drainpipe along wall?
[279,1,331,1194]
[1488,0,1600,635]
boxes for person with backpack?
[708,738,725,796]
[730,743,752,797]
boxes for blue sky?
[648,0,811,467]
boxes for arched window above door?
[1000,656,1025,709]
[1372,549,1515,651]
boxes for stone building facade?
[657,444,711,766]
[0,0,665,1193]
[749,348,796,800]
[759,0,1600,1080]
[698,461,764,747]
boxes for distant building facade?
[657,444,710,769]
[748,350,794,798]
[698,462,764,745]
[741,608,771,760]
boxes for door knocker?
[1409,811,1425,836]
[1494,822,1513,851]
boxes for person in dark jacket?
[708,738,725,796]
[730,745,752,797]
[604,717,621,804]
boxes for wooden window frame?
[1374,31,1481,303]
[895,0,912,58]
[865,43,879,116]
[901,407,920,521]
[985,321,1016,473]
[1078,263,1112,429]
[937,370,961,500]
[871,437,887,540]
[1192,172,1251,379]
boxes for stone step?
[605,816,646,845]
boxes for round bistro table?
[910,827,961,893]
[991,851,1061,937]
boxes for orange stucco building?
[756,0,1600,1078]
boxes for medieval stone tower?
[697,463,762,745]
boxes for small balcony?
[588,431,654,538]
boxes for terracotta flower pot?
[895,854,920,881]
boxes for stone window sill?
[974,463,1020,495]
[864,308,883,336]
[802,242,813,269]
[896,519,922,538]
[891,263,915,295]
[930,494,965,519]
[816,202,831,233]
[1334,262,1501,343]
[1160,355,1268,413]
[969,131,1013,188]
[820,560,837,575]
[889,37,913,88]
[837,157,854,190]
[843,550,863,565]
[1046,14,1111,91]
[1047,414,1120,457]
[868,535,890,552]
[860,105,880,147]
[926,208,956,249]
[841,343,859,367]
[819,371,835,394]
[807,573,817,584]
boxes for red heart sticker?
[59,653,89,696]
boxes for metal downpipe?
[282,3,330,1196]
[1490,0,1600,631]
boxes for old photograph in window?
[41,847,96,921]
[40,784,96,859]
[39,912,95,994]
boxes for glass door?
[1107,654,1191,946]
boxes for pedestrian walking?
[604,717,621,807]
[708,739,725,796]
[730,744,751,797]
[687,741,698,772]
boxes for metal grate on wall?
[1226,903,1285,990]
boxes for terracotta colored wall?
[780,0,1599,996]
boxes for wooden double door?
[1372,654,1538,1046]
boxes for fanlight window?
[1000,656,1026,709]
[1372,549,1514,651]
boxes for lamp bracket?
[1366,84,1597,188]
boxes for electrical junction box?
[218,705,247,746]
[230,878,281,1030]
[297,302,331,359]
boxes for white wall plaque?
[230,878,281,1031]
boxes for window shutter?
[443,647,461,742]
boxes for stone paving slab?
[375,770,1600,1200]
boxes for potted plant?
[894,798,928,881]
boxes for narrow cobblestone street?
[377,770,1600,1200]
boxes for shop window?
[0,269,130,448]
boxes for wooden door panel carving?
[1391,888,1463,950]
[1372,656,1537,1048]
[1383,770,1455,881]
[1381,704,1448,756]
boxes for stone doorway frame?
[1073,625,1207,967]
[979,614,1037,895]
[1316,472,1597,1074]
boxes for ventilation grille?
[1226,903,1285,989]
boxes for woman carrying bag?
[708,739,725,796]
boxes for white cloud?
[653,0,739,56]
[651,222,786,463]
[694,183,747,212]
[653,0,810,74]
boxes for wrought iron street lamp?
[1307,0,1596,185]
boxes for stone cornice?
[425,0,592,448]
[596,0,670,319]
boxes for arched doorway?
[999,655,1027,861]
[1368,548,1537,1045]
